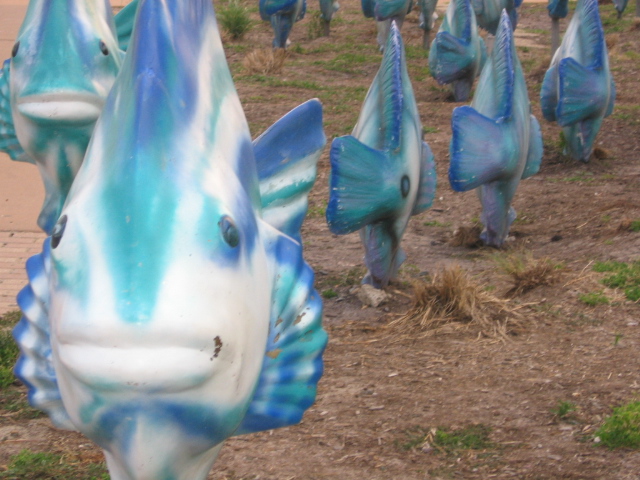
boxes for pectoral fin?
[0,60,29,162]
[235,227,327,435]
[412,141,437,216]
[254,99,325,243]
[449,106,510,192]
[522,115,543,180]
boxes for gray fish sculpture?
[12,0,327,477]
[327,22,437,288]
[260,0,306,48]
[429,0,487,102]
[472,0,520,34]
[449,10,543,248]
[0,0,123,234]
[540,0,615,162]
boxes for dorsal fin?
[379,21,404,151]
[491,10,515,119]
[452,0,473,40]
[577,0,605,70]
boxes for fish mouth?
[57,345,222,392]
[16,93,104,124]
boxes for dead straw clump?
[449,224,483,248]
[243,48,286,75]
[387,266,518,340]
[495,251,563,296]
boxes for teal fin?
[235,228,327,435]
[449,105,508,192]
[540,63,558,122]
[0,60,29,163]
[492,15,516,119]
[429,31,470,84]
[326,136,400,235]
[522,115,543,180]
[361,222,404,288]
[412,141,437,216]
[254,99,325,243]
[604,78,616,118]
[114,0,139,51]
[557,57,607,127]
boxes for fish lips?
[16,92,105,125]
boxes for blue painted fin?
[578,0,605,70]
[362,223,404,288]
[379,22,404,151]
[605,78,616,118]
[362,0,375,17]
[0,60,29,163]
[547,0,568,18]
[261,0,299,16]
[235,228,327,435]
[492,12,516,119]
[326,136,400,234]
[449,105,509,192]
[412,141,437,216]
[522,115,543,180]
[375,0,408,19]
[114,0,139,51]
[12,239,74,430]
[540,63,558,122]
[429,32,470,84]
[254,99,326,243]
[556,57,607,127]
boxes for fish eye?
[400,175,410,198]
[99,40,109,56]
[219,216,239,248]
[51,215,67,249]
[11,42,19,58]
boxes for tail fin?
[522,115,543,179]
[449,106,510,192]
[411,141,437,215]
[557,57,608,126]
[254,100,325,243]
[13,240,74,430]
[327,136,401,234]
[540,63,559,122]
[429,31,472,84]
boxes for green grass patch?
[321,289,338,299]
[596,401,640,449]
[0,329,20,389]
[399,424,493,454]
[579,291,610,306]
[593,260,640,301]
[422,126,439,134]
[217,0,252,39]
[0,310,20,327]
[1,450,109,479]
[551,400,577,420]
[423,220,450,227]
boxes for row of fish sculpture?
[0,0,616,477]
[1,0,327,478]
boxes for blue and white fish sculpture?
[319,0,340,35]
[260,0,306,48]
[13,0,327,477]
[472,0,520,34]
[418,0,438,48]
[449,11,543,248]
[540,0,615,162]
[362,0,412,50]
[0,0,123,234]
[327,22,437,288]
[429,0,487,102]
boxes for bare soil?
[2,1,640,478]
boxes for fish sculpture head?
[2,0,123,233]
[45,0,326,477]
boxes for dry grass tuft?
[495,251,563,296]
[243,48,286,75]
[632,17,640,30]
[450,224,483,248]
[606,33,620,52]
[593,147,610,160]
[387,266,518,340]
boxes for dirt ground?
[2,0,640,478]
